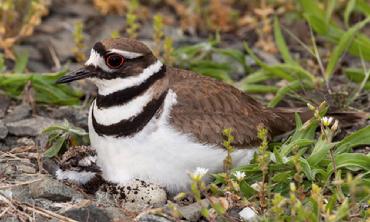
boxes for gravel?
[6,116,59,136]
[29,176,85,202]
[4,103,32,123]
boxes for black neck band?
[96,65,166,108]
[92,90,168,137]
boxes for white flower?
[191,167,209,181]
[239,207,258,221]
[321,116,334,127]
[233,171,246,181]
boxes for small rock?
[4,103,32,123]
[29,176,84,202]
[6,116,59,136]
[63,205,111,222]
[239,207,258,222]
[0,185,31,203]
[0,216,21,222]
[42,157,60,175]
[103,207,131,221]
[136,214,173,222]
[0,120,8,139]
[17,137,35,146]
[177,199,209,222]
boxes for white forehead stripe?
[85,49,112,72]
[84,48,143,72]
[92,60,163,96]
[109,49,143,59]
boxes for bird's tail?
[269,107,368,137]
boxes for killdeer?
[57,37,296,192]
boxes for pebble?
[6,116,59,137]
[239,207,258,221]
[136,214,174,222]
[29,175,84,202]
[63,205,112,222]
[177,199,210,222]
[4,103,32,123]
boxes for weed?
[72,21,86,63]
[180,102,369,221]
[43,120,89,158]
[152,14,164,58]
[126,0,139,39]
[93,0,127,16]
[0,0,48,59]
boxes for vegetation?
[0,0,369,221]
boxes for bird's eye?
[105,53,124,69]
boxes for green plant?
[43,121,89,158]
[72,21,86,63]
[0,71,83,105]
[125,0,139,39]
[0,0,48,59]
[152,14,164,58]
[181,102,370,221]
[173,36,251,83]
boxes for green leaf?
[14,51,29,73]
[244,42,295,81]
[325,0,337,22]
[308,138,333,166]
[272,171,293,183]
[0,72,83,105]
[344,0,356,27]
[240,181,256,198]
[345,68,370,90]
[325,17,370,80]
[274,17,295,65]
[300,158,314,180]
[241,84,278,94]
[239,70,275,84]
[281,139,314,157]
[268,80,313,107]
[328,153,370,173]
[44,135,66,158]
[336,125,370,153]
[298,0,323,18]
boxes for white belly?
[88,91,257,192]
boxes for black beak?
[56,67,92,84]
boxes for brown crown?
[100,37,153,55]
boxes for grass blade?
[273,17,295,65]
[325,17,370,80]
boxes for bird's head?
[57,38,163,94]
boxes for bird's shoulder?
[165,67,277,147]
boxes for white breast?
[88,90,256,193]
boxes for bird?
[56,37,300,193]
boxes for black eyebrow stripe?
[93,42,106,56]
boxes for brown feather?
[167,68,296,148]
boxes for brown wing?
[167,68,294,148]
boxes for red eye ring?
[105,53,125,69]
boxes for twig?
[0,178,42,189]
[21,203,78,222]
[0,206,10,218]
